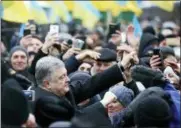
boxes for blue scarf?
[109,109,126,128]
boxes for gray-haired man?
[33,51,136,127]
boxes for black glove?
[131,65,166,88]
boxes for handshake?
[100,92,117,108]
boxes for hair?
[31,35,43,43]
[35,56,65,86]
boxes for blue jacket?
[164,81,180,128]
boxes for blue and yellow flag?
[117,1,142,17]
[46,1,71,22]
[25,1,48,24]
[92,1,124,17]
[132,15,142,37]
[1,1,31,23]
[64,1,74,11]
[73,1,101,29]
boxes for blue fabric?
[109,110,126,128]
[164,81,180,128]
[132,15,142,37]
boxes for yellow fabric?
[150,1,175,12]
[92,1,142,17]
[2,1,15,8]
[25,1,48,24]
[72,1,99,29]
[46,1,70,22]
[125,1,142,16]
[2,1,31,23]
[64,1,74,11]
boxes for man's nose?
[66,76,70,82]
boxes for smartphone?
[24,29,31,36]
[153,48,160,56]
[153,48,163,67]
[49,25,59,34]
[23,90,35,101]
[72,39,84,49]
[107,23,121,39]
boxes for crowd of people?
[1,17,180,128]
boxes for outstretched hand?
[126,24,140,49]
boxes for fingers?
[127,25,134,33]
[151,57,161,64]
[90,52,101,60]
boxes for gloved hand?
[131,65,166,88]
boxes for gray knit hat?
[109,85,134,107]
[9,46,29,60]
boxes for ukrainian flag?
[1,1,31,23]
[64,1,74,11]
[117,1,142,17]
[91,1,124,17]
[25,1,48,24]
[132,15,142,37]
[72,1,101,29]
[46,1,71,22]
[150,1,175,12]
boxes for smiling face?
[11,51,28,71]
[107,100,124,114]
[47,67,70,96]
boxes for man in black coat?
[33,50,136,127]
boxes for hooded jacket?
[138,33,159,58]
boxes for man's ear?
[42,80,50,89]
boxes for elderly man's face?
[93,61,114,74]
[11,51,28,71]
[48,67,70,96]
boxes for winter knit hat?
[9,46,29,60]
[2,86,29,126]
[134,96,172,127]
[69,71,91,85]
[109,85,134,107]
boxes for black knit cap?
[1,86,29,126]
[97,48,117,62]
[134,96,172,127]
